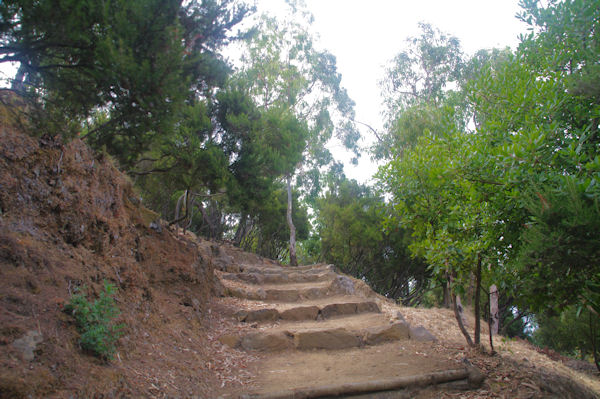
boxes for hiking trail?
[211,245,484,398]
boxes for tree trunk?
[286,174,297,266]
[453,292,474,347]
[12,63,26,92]
[234,214,248,247]
[449,272,474,347]
[443,279,451,308]
[589,312,600,372]
[474,254,482,345]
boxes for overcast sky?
[253,0,529,183]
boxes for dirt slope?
[0,126,248,398]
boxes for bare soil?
[0,125,251,398]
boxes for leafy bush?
[64,281,124,360]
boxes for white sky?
[254,0,529,183]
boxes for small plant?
[64,281,124,360]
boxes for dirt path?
[211,252,483,398]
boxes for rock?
[149,220,162,232]
[191,298,201,313]
[261,273,289,284]
[280,306,320,321]
[294,328,361,350]
[265,289,299,302]
[320,303,357,319]
[226,286,266,300]
[395,311,406,322]
[237,273,264,285]
[301,287,329,300]
[234,310,249,322]
[363,322,410,345]
[219,334,241,349]
[243,308,280,323]
[220,273,240,282]
[240,332,293,352]
[330,276,355,295]
[356,301,381,314]
[12,330,43,361]
[409,326,437,342]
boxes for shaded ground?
[0,125,249,398]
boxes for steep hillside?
[0,125,247,398]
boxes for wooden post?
[490,284,499,335]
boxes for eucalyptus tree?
[235,4,359,265]
[373,23,464,159]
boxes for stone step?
[222,280,339,302]
[220,270,336,285]
[219,320,411,352]
[217,263,335,275]
[234,300,381,323]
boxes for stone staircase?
[213,246,484,398]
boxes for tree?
[316,177,430,304]
[235,4,359,265]
[375,21,536,347]
[377,0,600,349]
[0,0,250,167]
[534,306,600,370]
[468,0,600,318]
[239,182,310,260]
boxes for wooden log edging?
[239,366,485,399]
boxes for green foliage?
[1,0,250,167]
[64,282,124,360]
[377,0,600,346]
[379,22,463,121]
[533,307,600,366]
[232,5,360,261]
[240,184,310,260]
[316,178,430,303]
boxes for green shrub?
[64,281,124,360]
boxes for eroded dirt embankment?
[0,126,247,398]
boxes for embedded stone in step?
[356,301,381,314]
[409,326,437,342]
[240,332,293,352]
[329,275,356,295]
[221,272,265,284]
[261,273,290,284]
[320,303,358,319]
[294,328,361,350]
[264,286,330,302]
[235,308,280,323]
[265,288,300,302]
[280,306,320,321]
[287,272,334,283]
[363,322,410,345]
[224,286,266,300]
[320,301,381,319]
